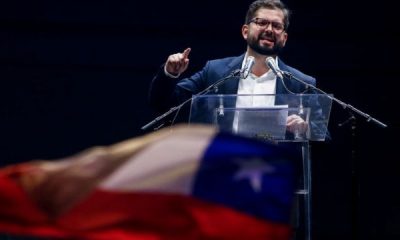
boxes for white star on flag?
[233,158,276,192]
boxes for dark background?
[0,0,398,239]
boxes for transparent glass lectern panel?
[189,94,332,142]
[189,94,332,240]
[216,107,311,141]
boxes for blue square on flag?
[193,132,301,224]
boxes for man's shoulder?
[208,54,245,66]
[200,54,244,77]
[278,59,316,85]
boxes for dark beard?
[247,35,284,55]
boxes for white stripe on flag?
[99,126,216,194]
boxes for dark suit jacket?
[149,54,317,114]
[148,54,328,151]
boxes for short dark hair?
[245,0,291,30]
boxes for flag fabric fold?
[0,124,299,240]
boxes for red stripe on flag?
[0,177,292,240]
[0,175,68,238]
[56,190,292,240]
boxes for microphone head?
[241,56,255,79]
[265,57,275,68]
[265,56,283,79]
[247,55,255,62]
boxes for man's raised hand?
[165,48,191,76]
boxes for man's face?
[242,8,288,55]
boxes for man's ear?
[281,31,288,46]
[242,25,249,40]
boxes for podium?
[189,94,332,240]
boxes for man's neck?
[246,50,277,77]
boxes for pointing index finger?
[182,48,191,59]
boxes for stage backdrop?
[0,1,398,239]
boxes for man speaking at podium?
[149,0,315,135]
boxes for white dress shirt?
[233,56,280,132]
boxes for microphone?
[266,57,283,79]
[240,56,255,79]
[218,96,224,116]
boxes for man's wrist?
[164,65,180,78]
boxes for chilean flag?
[0,125,300,239]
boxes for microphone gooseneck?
[266,57,305,94]
[141,69,241,131]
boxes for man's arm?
[148,48,191,112]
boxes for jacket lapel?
[276,58,290,94]
[219,54,244,94]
